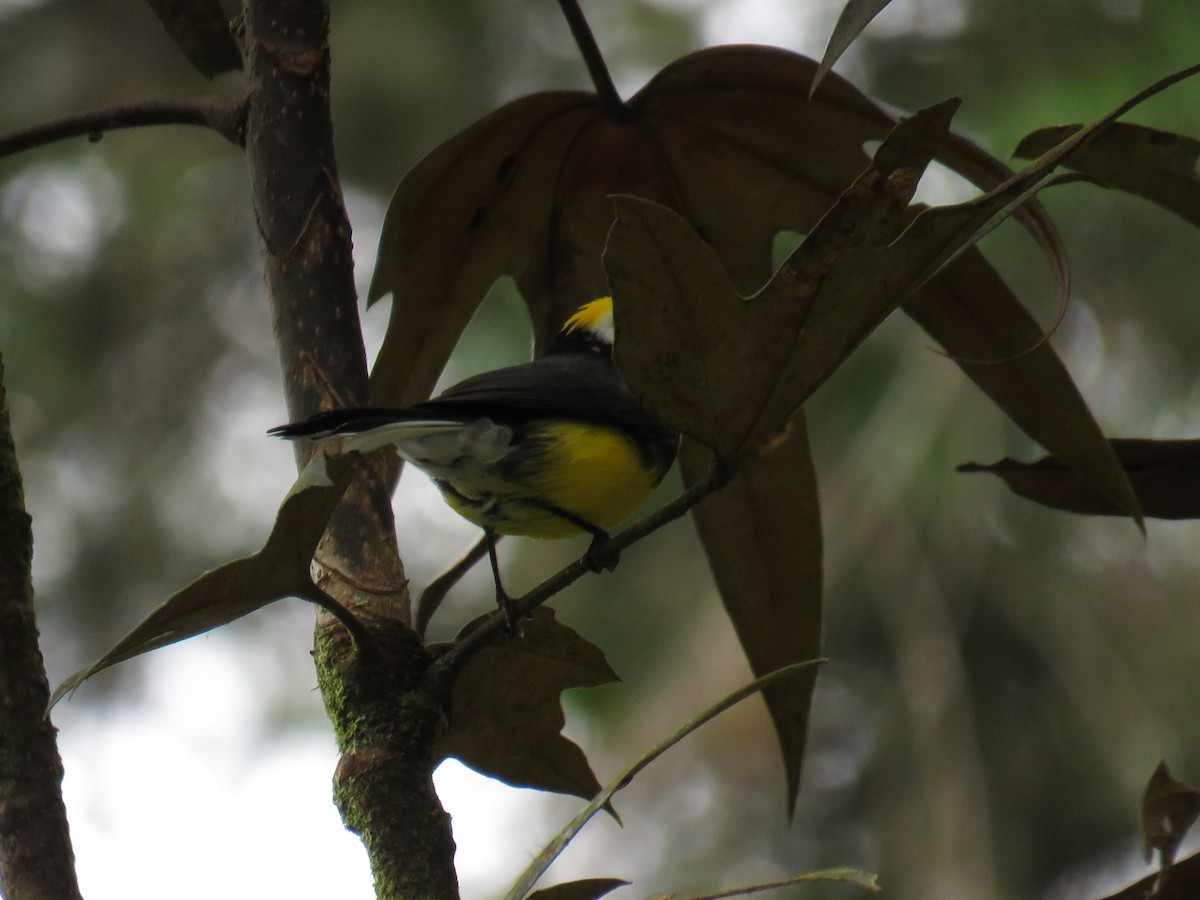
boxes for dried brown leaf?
[958,439,1200,519]
[367,46,1048,408]
[677,423,822,820]
[435,607,617,802]
[908,252,1139,522]
[1015,122,1200,227]
[606,100,961,458]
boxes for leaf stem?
[556,0,628,120]
[297,584,379,663]
[0,98,248,160]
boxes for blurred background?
[3,0,1199,897]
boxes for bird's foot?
[495,589,520,637]
[583,531,619,572]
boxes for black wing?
[269,353,668,439]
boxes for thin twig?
[420,459,734,699]
[556,0,628,119]
[501,659,826,900]
[0,98,248,161]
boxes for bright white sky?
[39,2,982,897]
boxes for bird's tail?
[267,407,414,439]
[269,409,512,468]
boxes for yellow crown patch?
[561,296,614,335]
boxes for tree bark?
[243,0,458,896]
[0,351,83,900]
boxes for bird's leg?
[535,501,618,572]
[484,528,518,635]
[582,528,618,572]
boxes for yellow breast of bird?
[437,419,662,539]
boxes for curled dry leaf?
[1015,122,1200,228]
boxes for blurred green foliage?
[3,0,1199,898]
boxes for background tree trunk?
[0,350,83,900]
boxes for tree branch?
[243,1,456,897]
[0,99,248,160]
[556,0,628,119]
[422,457,735,698]
[0,350,83,899]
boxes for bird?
[268,297,680,631]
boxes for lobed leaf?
[434,607,618,803]
[367,45,1052,409]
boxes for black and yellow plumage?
[269,297,679,626]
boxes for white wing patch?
[338,418,514,479]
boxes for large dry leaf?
[677,426,822,820]
[958,439,1200,518]
[606,100,962,459]
[435,607,618,802]
[366,45,1056,408]
[50,454,354,706]
[1015,122,1200,227]
[368,46,1195,820]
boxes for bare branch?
[0,98,248,161]
[422,457,735,698]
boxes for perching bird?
[268,297,679,629]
